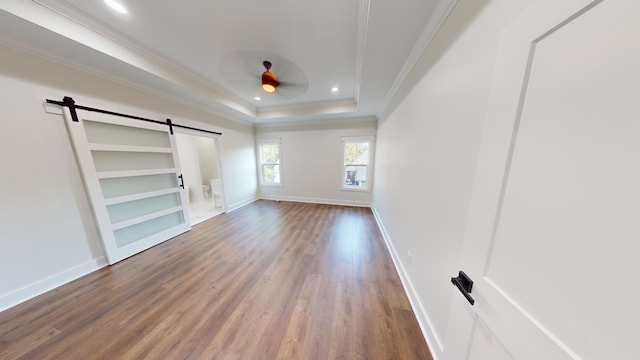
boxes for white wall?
[217,130,257,211]
[372,0,535,357]
[256,120,376,207]
[0,44,257,311]
[194,136,218,182]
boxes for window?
[258,140,281,186]
[342,136,373,191]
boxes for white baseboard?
[0,196,254,313]
[371,205,444,360]
[0,257,108,313]
[226,196,259,213]
[259,194,372,208]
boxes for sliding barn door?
[63,108,191,264]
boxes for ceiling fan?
[218,51,309,100]
[261,61,278,93]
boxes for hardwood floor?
[0,201,432,359]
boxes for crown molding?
[377,0,458,120]
[255,115,377,132]
[354,0,371,104]
[256,99,357,120]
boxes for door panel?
[92,151,175,172]
[84,119,171,147]
[100,173,178,198]
[468,317,512,360]
[63,108,190,264]
[106,193,182,223]
[447,1,639,359]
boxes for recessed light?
[254,96,261,101]
[104,0,128,14]
[331,87,339,93]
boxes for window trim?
[257,139,283,187]
[340,136,374,192]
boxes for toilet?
[202,185,211,198]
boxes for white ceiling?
[0,0,456,125]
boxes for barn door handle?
[451,271,475,305]
[178,174,185,189]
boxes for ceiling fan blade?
[218,51,263,87]
[276,83,308,99]
[276,65,306,84]
[278,81,308,91]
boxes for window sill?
[340,187,370,193]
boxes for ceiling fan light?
[262,83,276,93]
[261,70,278,93]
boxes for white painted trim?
[173,128,227,215]
[482,278,582,359]
[341,136,375,192]
[225,196,259,213]
[0,257,107,313]
[371,205,443,360]
[254,115,377,131]
[380,0,458,112]
[260,195,371,208]
[255,138,281,144]
[354,0,372,104]
[256,139,283,187]
[256,99,358,120]
[340,135,375,143]
[378,0,458,121]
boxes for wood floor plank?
[0,200,432,359]
[275,273,323,360]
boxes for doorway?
[175,132,225,225]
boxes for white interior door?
[445,0,640,359]
[63,108,191,264]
